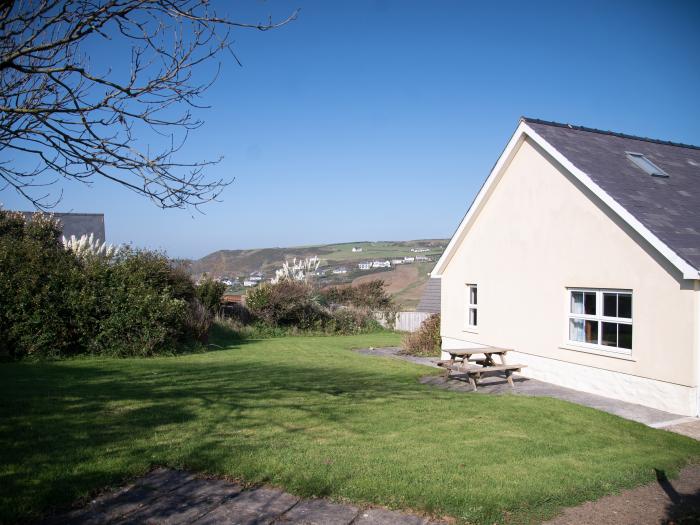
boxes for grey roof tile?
[524,118,700,271]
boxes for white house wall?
[440,137,698,416]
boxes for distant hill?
[189,239,447,309]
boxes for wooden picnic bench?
[436,347,526,391]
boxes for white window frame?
[566,288,633,356]
[466,284,478,331]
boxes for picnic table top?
[445,347,512,356]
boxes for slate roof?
[523,118,700,271]
[20,212,105,242]
[416,277,441,314]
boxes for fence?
[375,311,432,332]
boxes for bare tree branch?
[0,0,298,209]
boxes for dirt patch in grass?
[543,464,700,524]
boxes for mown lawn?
[1,331,699,524]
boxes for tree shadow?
[655,468,700,524]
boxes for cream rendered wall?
[440,137,698,414]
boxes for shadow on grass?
[0,339,433,522]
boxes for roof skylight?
[626,152,668,178]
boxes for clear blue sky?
[2,0,699,259]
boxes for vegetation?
[0,210,224,359]
[1,332,698,524]
[241,279,388,334]
[401,314,441,357]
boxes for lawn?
[1,331,699,524]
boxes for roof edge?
[432,121,700,280]
[521,117,700,151]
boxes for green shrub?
[401,314,441,357]
[0,209,209,359]
[0,211,85,358]
[328,307,382,335]
[195,276,226,315]
[247,280,329,329]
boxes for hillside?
[189,239,447,308]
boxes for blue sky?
[2,0,700,259]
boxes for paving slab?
[353,508,432,525]
[357,346,690,428]
[191,487,298,525]
[665,419,700,441]
[275,498,359,524]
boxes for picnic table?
[436,347,526,391]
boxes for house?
[20,211,105,242]
[432,117,700,416]
[248,271,264,282]
[410,248,429,253]
[358,262,372,270]
[352,247,363,253]
[403,256,415,263]
[372,260,391,269]
[415,256,432,262]
[332,267,348,274]
[391,259,404,265]
[243,280,258,287]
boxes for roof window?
[626,152,668,178]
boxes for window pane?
[469,286,477,306]
[570,292,584,314]
[601,322,618,347]
[469,308,477,326]
[603,293,617,318]
[585,320,598,344]
[569,318,584,342]
[584,292,596,315]
[618,294,632,319]
[618,324,632,349]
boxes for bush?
[401,314,441,357]
[0,209,209,359]
[247,280,329,329]
[195,276,226,315]
[327,307,382,335]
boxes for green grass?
[1,332,699,524]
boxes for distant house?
[391,259,404,265]
[410,248,429,253]
[315,269,327,276]
[332,267,348,274]
[358,262,372,270]
[372,260,391,269]
[433,117,700,416]
[352,247,363,253]
[403,256,415,263]
[20,211,105,242]
[415,256,432,262]
[243,280,258,287]
[248,271,264,282]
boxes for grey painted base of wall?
[441,336,698,417]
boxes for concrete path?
[357,347,691,428]
[43,469,444,525]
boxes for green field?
[2,331,699,524]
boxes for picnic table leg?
[468,374,477,391]
[505,369,514,388]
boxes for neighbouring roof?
[416,277,441,314]
[20,211,105,242]
[523,118,700,272]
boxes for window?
[626,152,668,178]
[466,284,478,329]
[568,289,632,354]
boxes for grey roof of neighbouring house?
[20,212,105,242]
[416,277,441,314]
[524,118,700,272]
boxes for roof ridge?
[521,117,700,151]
